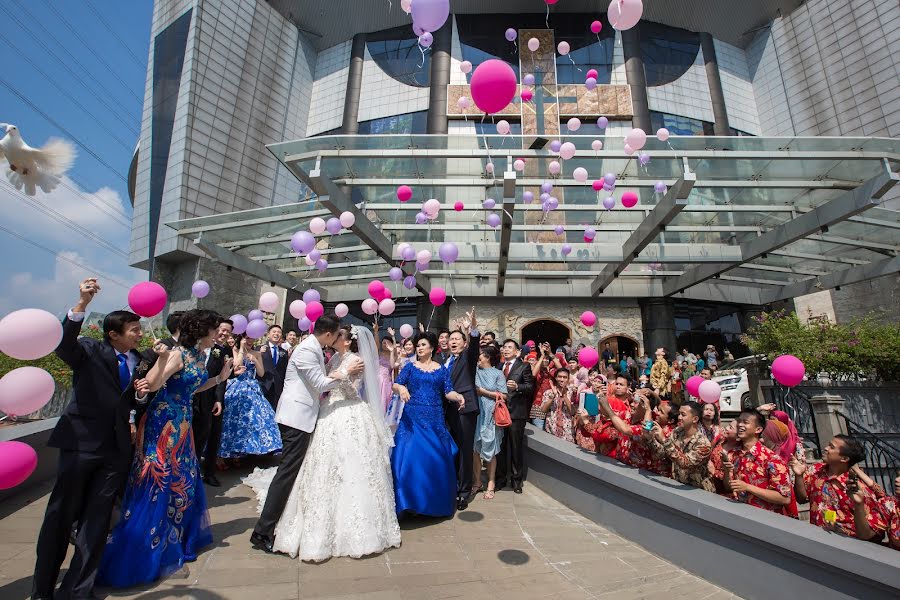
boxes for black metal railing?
[837,411,900,496]
[760,382,820,457]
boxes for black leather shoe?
[513,484,523,494]
[249,532,275,553]
[456,497,469,511]
[203,473,221,487]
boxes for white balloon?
[559,142,577,160]
[573,167,588,182]
[309,217,326,234]
[401,0,412,14]
[566,117,581,132]
[496,120,511,135]
[657,127,670,142]
[527,37,539,52]
[592,139,603,151]
[557,41,570,56]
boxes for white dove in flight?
[0,123,76,195]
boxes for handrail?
[836,410,900,495]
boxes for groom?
[250,314,363,553]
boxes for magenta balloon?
[520,88,533,102]
[0,441,38,490]
[289,300,307,319]
[245,319,268,340]
[622,191,639,208]
[429,287,447,306]
[470,59,517,114]
[586,68,599,80]
[127,281,167,318]
[368,280,386,298]
[0,367,55,417]
[389,267,403,281]
[603,196,616,210]
[580,311,597,327]
[403,275,417,289]
[439,242,459,263]
[378,298,396,316]
[397,185,413,202]
[592,180,603,191]
[772,355,806,387]
[411,0,449,33]
[686,375,704,397]
[578,347,600,369]
[230,314,248,335]
[191,280,210,299]
[486,213,501,228]
[305,300,325,322]
[0,308,63,360]
[291,231,315,254]
[454,201,464,211]
[297,317,311,332]
[401,246,417,261]
[248,309,264,322]
[591,20,603,34]
[302,289,321,303]
[698,380,722,404]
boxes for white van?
[713,355,764,414]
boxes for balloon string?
[427,306,436,330]
[449,271,456,303]
[418,45,426,68]
[568,54,583,73]
[545,4,550,28]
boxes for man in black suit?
[160,311,184,348]
[443,311,481,510]
[193,317,232,486]
[495,339,535,494]
[32,278,154,600]
[258,324,288,409]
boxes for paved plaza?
[0,464,740,600]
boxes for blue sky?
[0,0,153,316]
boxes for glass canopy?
[167,134,900,302]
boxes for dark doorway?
[599,335,639,365]
[521,319,571,354]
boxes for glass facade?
[367,25,430,87]
[650,110,715,136]
[551,14,615,84]
[149,8,192,273]
[639,22,701,87]
[358,111,428,135]
[674,301,750,359]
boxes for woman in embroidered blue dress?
[98,310,233,587]
[218,335,282,459]
[391,332,466,518]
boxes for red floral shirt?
[802,463,887,538]
[728,442,791,514]
[875,495,900,550]
[615,410,668,475]
[590,397,630,457]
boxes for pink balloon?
[429,287,447,306]
[289,300,306,319]
[573,167,588,182]
[379,298,396,316]
[397,185,413,202]
[557,41,570,56]
[339,211,356,228]
[0,367,55,417]
[309,217,326,234]
[527,37,539,52]
[657,127,670,142]
[514,159,525,171]
[496,120,511,135]
[259,291,279,312]
[460,60,473,74]
[422,198,441,219]
[578,347,599,369]
[621,191,639,208]
[686,375,705,398]
[334,303,349,318]
[417,249,432,263]
[127,281,167,318]
[580,311,597,327]
[305,300,324,322]
[368,280,385,299]
[454,201,464,211]
[772,355,806,387]
[0,441,38,490]
[591,20,603,34]
[520,88,533,102]
[698,380,722,404]
[361,298,378,315]
[559,142,576,160]
[399,324,414,339]
[549,160,561,175]
[608,0,643,31]
[0,308,63,360]
[624,128,648,151]
[470,59,517,114]
[592,139,603,151]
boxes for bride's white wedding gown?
[244,351,401,561]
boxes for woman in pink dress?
[373,324,397,411]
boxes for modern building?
[130,0,900,356]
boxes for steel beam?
[762,256,900,304]
[497,167,516,296]
[592,174,696,296]
[663,169,899,296]
[193,237,312,296]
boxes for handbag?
[494,398,512,428]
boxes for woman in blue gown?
[98,310,232,587]
[218,335,282,458]
[391,331,466,517]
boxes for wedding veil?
[352,325,394,448]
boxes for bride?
[244,325,400,561]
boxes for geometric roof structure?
[167,134,900,303]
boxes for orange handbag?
[494,398,512,428]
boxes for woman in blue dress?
[218,335,282,459]
[391,331,466,517]
[98,310,233,587]
[473,345,508,500]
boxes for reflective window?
[551,14,615,84]
[674,301,750,359]
[456,15,545,80]
[358,111,428,135]
[367,25,430,88]
[639,22,701,87]
[650,110,714,136]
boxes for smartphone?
[643,420,655,432]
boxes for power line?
[0,223,134,291]
[84,0,147,69]
[42,0,145,106]
[0,73,129,183]
[3,0,141,137]
[56,179,132,228]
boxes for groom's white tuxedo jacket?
[275,334,339,433]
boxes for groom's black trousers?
[253,424,311,540]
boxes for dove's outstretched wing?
[29,137,75,175]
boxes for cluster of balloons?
[397,242,432,274]
[364,280,395,316]
[408,0,449,43]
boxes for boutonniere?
[136,360,151,376]
[212,348,221,359]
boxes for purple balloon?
[297,317,311,332]
[554,225,565,235]
[561,243,572,256]
[411,0,450,33]
[541,181,553,194]
[655,181,667,193]
[603,181,615,192]
[522,191,534,203]
[315,258,328,272]
[403,275,417,289]
[246,318,267,339]
[638,152,651,166]
[413,22,425,37]
[584,227,597,240]
[604,173,616,186]
[523,73,535,86]
[389,266,403,281]
[548,197,559,210]
[401,246,417,261]
[308,249,321,262]
[483,198,496,210]
[326,217,342,235]
[540,192,550,203]
[302,289,321,303]
[416,260,429,272]
[230,314,248,335]
[585,77,597,90]
[603,196,616,210]
[549,140,561,153]
[191,280,210,298]
[248,309,264,321]
[505,28,517,42]
[486,213,501,228]
[439,242,459,263]
[291,231,315,254]
[415,212,427,224]
[542,201,551,213]
[597,116,609,129]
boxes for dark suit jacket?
[502,358,535,420]
[194,344,227,408]
[50,317,155,455]
[258,342,288,404]
[447,333,481,414]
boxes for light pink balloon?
[657,127,670,142]
[334,303,349,318]
[259,291,279,312]
[289,300,307,319]
[0,367,55,417]
[0,441,38,490]
[485,162,495,174]
[339,211,355,228]
[608,0,643,31]
[457,96,471,110]
[573,167,589,182]
[0,308,63,360]
[557,41,570,55]
[399,323,414,339]
[309,217,326,234]
[361,298,378,315]
[624,128,647,151]
[592,139,603,151]
[496,120,511,135]
[422,199,441,218]
[624,143,634,155]
[698,380,722,404]
[460,60,473,74]
[417,249,432,263]
[527,37,539,52]
[559,142,576,160]
[379,298,396,316]
[549,161,561,175]
[566,117,582,132]
[514,159,525,171]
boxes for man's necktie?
[447,355,455,371]
[117,353,130,392]
[504,361,511,378]
[272,345,278,365]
